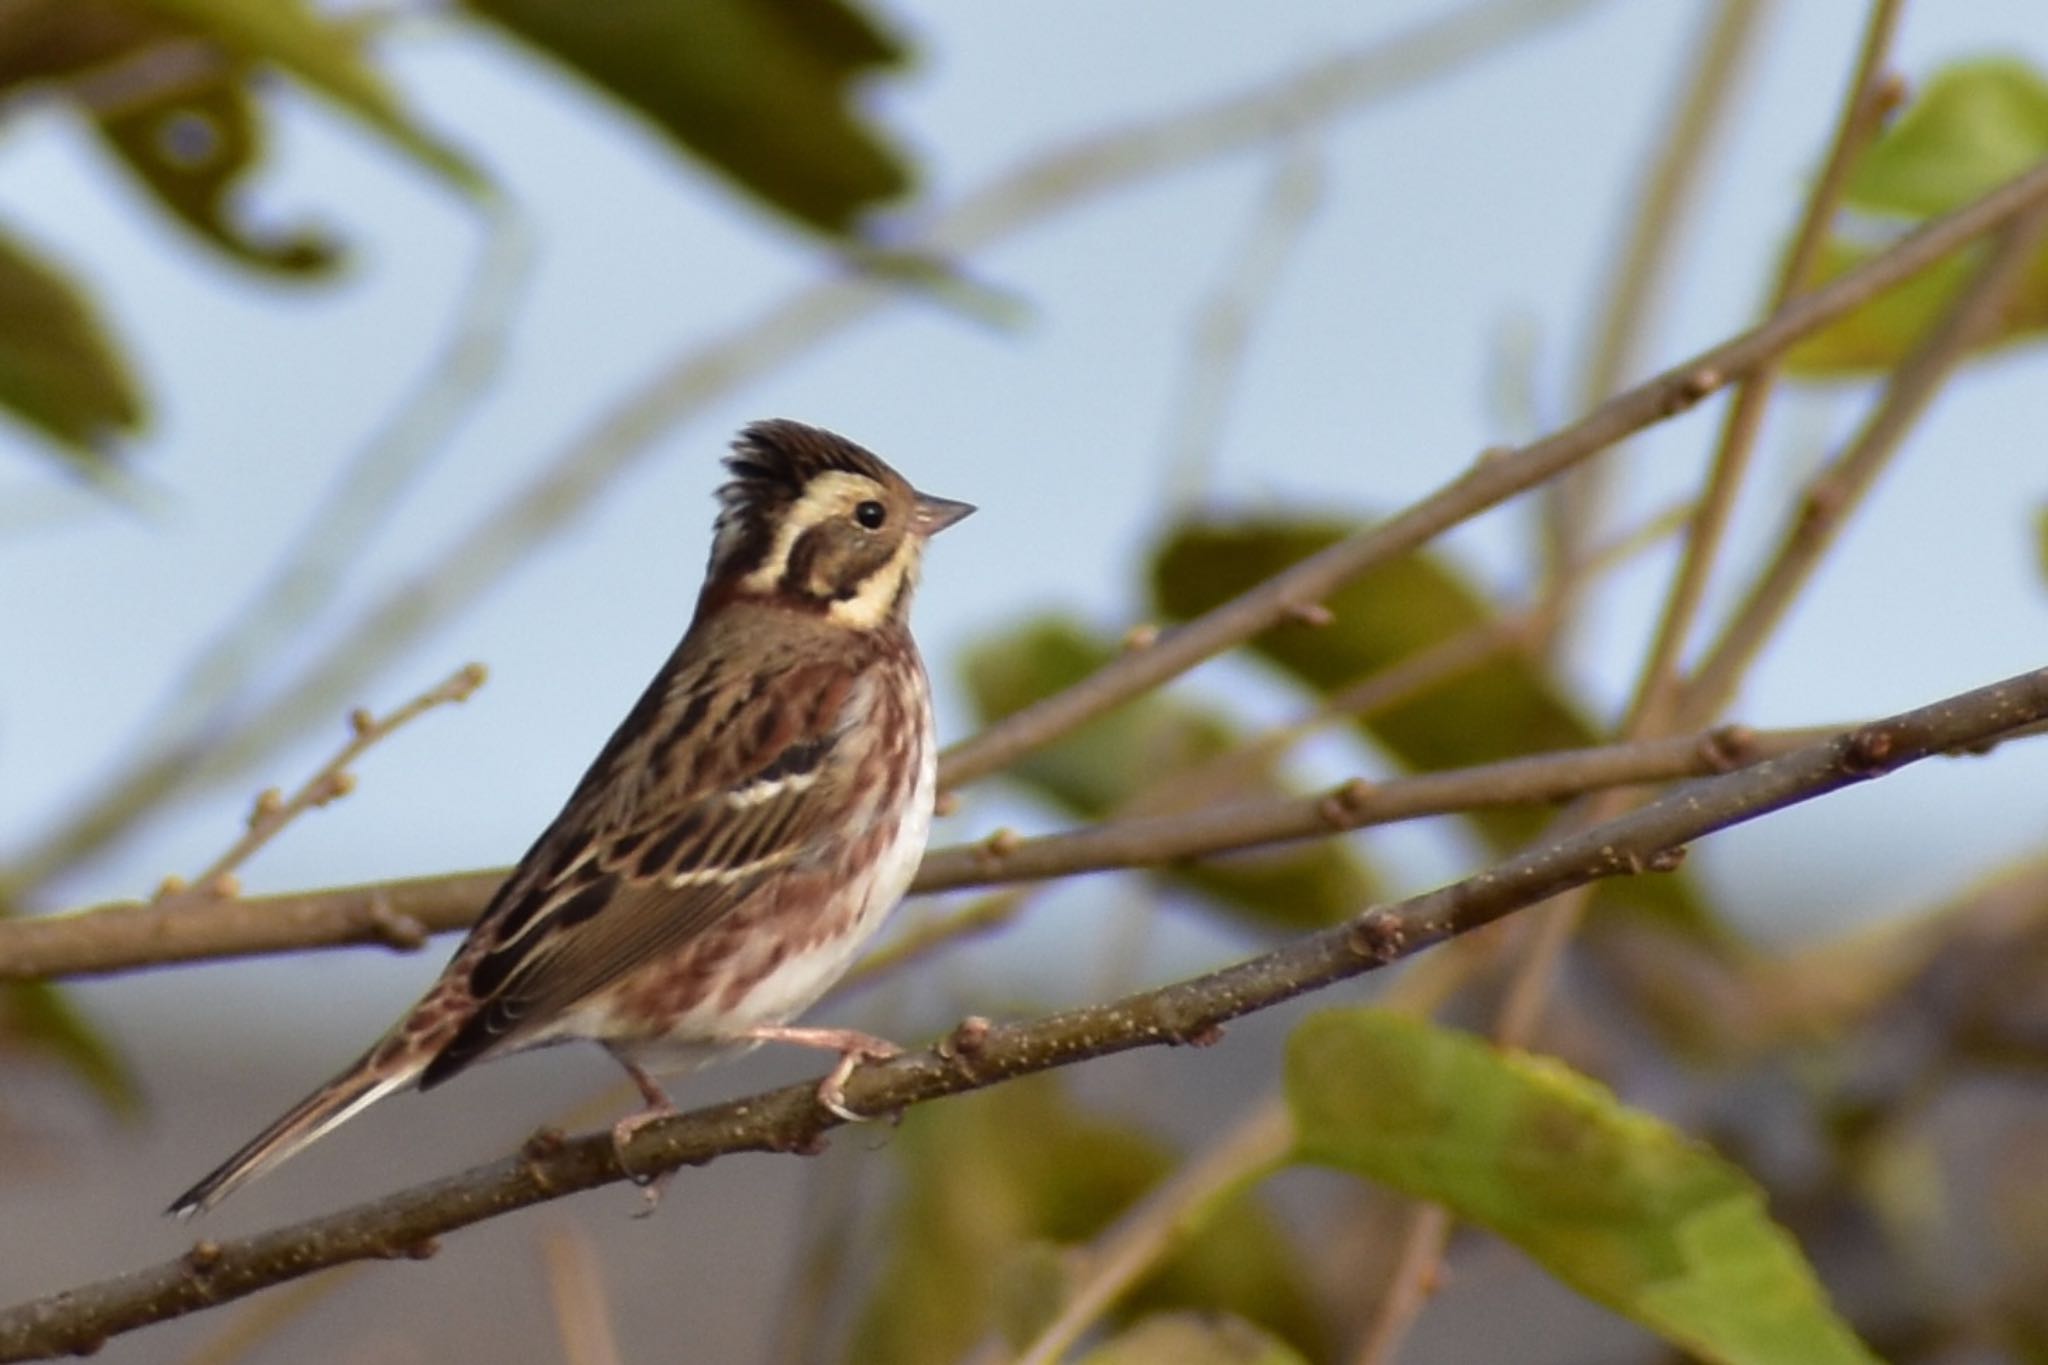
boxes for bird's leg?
[610,1059,679,1212]
[734,1025,903,1122]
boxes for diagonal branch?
[1,663,2042,1361]
[938,155,2048,789]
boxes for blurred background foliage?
[5,3,2048,1363]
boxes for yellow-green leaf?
[1287,1008,1879,1365]
[0,226,145,472]
[1789,59,2048,377]
[1846,60,2048,218]
[1147,518,1717,940]
[4,981,138,1116]
[138,0,485,195]
[962,615,1379,930]
[850,1078,1324,1365]
[0,0,340,273]
[463,0,913,237]
[1078,1314,1310,1365]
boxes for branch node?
[152,874,188,902]
[1646,845,1688,873]
[1318,778,1375,828]
[182,1241,222,1276]
[1282,601,1335,628]
[1181,1022,1227,1048]
[205,873,241,900]
[1121,623,1161,652]
[1346,910,1406,962]
[1662,368,1728,417]
[975,828,1022,865]
[938,1014,994,1066]
[247,788,285,828]
[1843,725,1896,774]
[359,894,430,952]
[347,707,376,738]
[405,1238,440,1261]
[1700,724,1757,770]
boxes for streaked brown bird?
[170,420,973,1216]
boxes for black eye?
[854,500,887,530]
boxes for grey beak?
[912,491,976,536]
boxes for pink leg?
[610,1059,679,1211]
[732,1025,903,1121]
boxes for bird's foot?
[734,1025,904,1122]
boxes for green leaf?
[0,227,145,471]
[1077,1314,1311,1365]
[464,0,914,238]
[2034,503,2048,587]
[1846,60,2048,218]
[1287,1008,1879,1365]
[138,0,485,195]
[94,71,343,274]
[850,1078,1324,1365]
[4,980,138,1116]
[0,2,341,274]
[961,615,1380,930]
[1789,59,2048,377]
[1147,518,1717,940]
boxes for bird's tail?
[167,1055,414,1218]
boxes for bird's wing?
[421,660,863,1087]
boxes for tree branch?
[0,722,1874,983]
[2,663,2042,1361]
[939,154,2048,789]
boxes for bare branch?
[1,663,2042,1360]
[939,155,2048,790]
[0,721,1880,983]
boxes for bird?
[169,419,974,1216]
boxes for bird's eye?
[854,500,888,530]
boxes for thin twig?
[1540,0,1769,632]
[2,662,2042,1360]
[1012,1100,1295,1365]
[542,1223,622,1365]
[1631,0,1907,732]
[165,662,487,903]
[1681,195,2048,726]
[0,0,1600,903]
[1161,139,1327,506]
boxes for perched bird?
[170,420,973,1216]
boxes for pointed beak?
[912,491,976,537]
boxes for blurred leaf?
[0,0,341,272]
[1288,1008,1879,1365]
[2035,503,2048,586]
[95,67,342,273]
[1789,59,2048,377]
[962,615,1380,931]
[464,0,913,237]
[1148,518,1718,940]
[1078,1314,1310,1365]
[3,981,138,1116]
[1785,231,2048,377]
[1846,60,2048,218]
[0,226,145,471]
[138,0,485,194]
[850,1077,1324,1365]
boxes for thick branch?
[2,664,2042,1361]
[0,723,1858,983]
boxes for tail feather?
[167,1060,413,1218]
